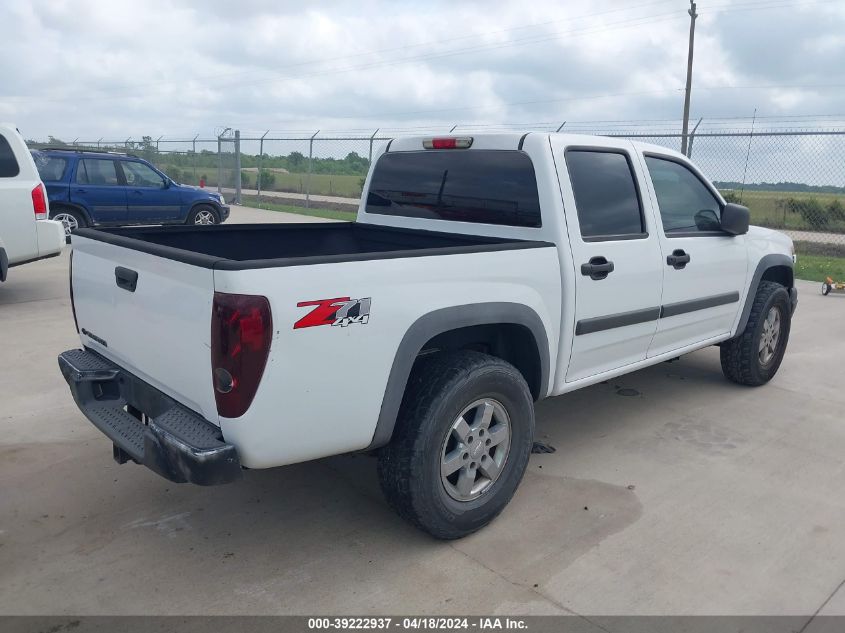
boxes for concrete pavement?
[1,206,845,618]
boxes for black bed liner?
[73,222,553,270]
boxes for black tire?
[50,207,87,244]
[822,283,831,296]
[187,204,220,225]
[378,350,534,539]
[720,281,791,386]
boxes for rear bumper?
[36,219,65,256]
[58,349,241,485]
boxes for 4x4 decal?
[294,297,372,329]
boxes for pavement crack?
[448,542,592,621]
[798,575,845,633]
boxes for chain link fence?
[34,126,845,262]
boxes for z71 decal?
[294,297,372,329]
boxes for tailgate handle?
[115,266,138,292]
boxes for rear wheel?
[822,282,831,296]
[188,204,219,225]
[720,281,791,386]
[378,350,534,539]
[51,208,86,243]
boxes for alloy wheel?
[440,398,512,502]
[53,213,79,238]
[758,306,782,366]
[194,209,217,225]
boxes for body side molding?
[660,292,740,318]
[575,306,661,336]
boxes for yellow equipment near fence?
[822,277,845,296]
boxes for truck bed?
[74,222,551,269]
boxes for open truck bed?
[74,222,546,269]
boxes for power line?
[6,9,693,102]
[2,0,679,101]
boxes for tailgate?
[71,235,218,423]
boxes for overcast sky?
[2,0,845,141]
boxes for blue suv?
[31,148,230,238]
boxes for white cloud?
[2,0,845,140]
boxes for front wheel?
[822,283,831,296]
[187,204,219,225]
[378,350,534,539]
[720,281,792,386]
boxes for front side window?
[122,161,165,188]
[76,159,120,186]
[645,156,722,234]
[31,151,69,181]
[366,150,541,228]
[565,150,645,240]
[0,134,20,178]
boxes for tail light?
[69,250,79,332]
[423,137,473,149]
[32,184,48,220]
[211,292,273,418]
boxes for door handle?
[667,249,691,270]
[581,256,615,280]
[131,190,142,195]
[75,188,87,193]
[114,266,138,292]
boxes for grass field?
[262,173,362,198]
[240,196,356,222]
[155,164,364,198]
[724,189,845,233]
[795,254,845,283]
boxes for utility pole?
[680,0,698,156]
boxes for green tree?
[288,151,306,171]
[259,169,276,189]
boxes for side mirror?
[721,202,750,235]
[162,178,171,189]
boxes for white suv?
[0,123,64,282]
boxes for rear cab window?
[31,151,69,182]
[565,149,646,241]
[365,150,541,228]
[0,134,21,178]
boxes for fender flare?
[0,245,8,282]
[366,302,550,450]
[51,201,93,226]
[734,253,794,335]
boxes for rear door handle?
[581,256,615,280]
[667,249,691,269]
[75,188,87,194]
[115,266,138,292]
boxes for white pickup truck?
[59,133,797,538]
[0,123,65,282]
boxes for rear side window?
[31,151,69,181]
[76,159,120,186]
[0,134,21,178]
[366,150,541,228]
[565,150,645,240]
